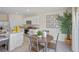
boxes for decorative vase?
[43,31,47,37]
[38,35,42,38]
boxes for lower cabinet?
[9,32,23,51]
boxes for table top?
[31,35,53,43]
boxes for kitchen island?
[9,31,24,51]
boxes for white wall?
[0,14,8,21]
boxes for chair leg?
[43,48,45,52]
[28,38,32,52]
[29,45,31,52]
[4,44,8,51]
[55,44,57,52]
[55,48,56,52]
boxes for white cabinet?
[9,32,23,51]
[25,16,39,25]
[9,14,24,28]
[32,16,39,24]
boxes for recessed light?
[26,9,30,12]
[15,12,18,14]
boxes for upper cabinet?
[9,14,24,28]
[32,16,39,25]
[9,14,23,20]
[24,16,39,25]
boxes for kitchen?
[0,14,24,51]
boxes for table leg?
[45,43,48,52]
[29,39,32,52]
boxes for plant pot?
[65,38,72,47]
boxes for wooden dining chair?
[28,35,44,52]
[47,33,59,52]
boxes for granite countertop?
[10,29,24,34]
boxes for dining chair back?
[28,35,44,52]
[55,33,59,52]
[47,33,59,52]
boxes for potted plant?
[57,11,72,46]
[37,31,43,38]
